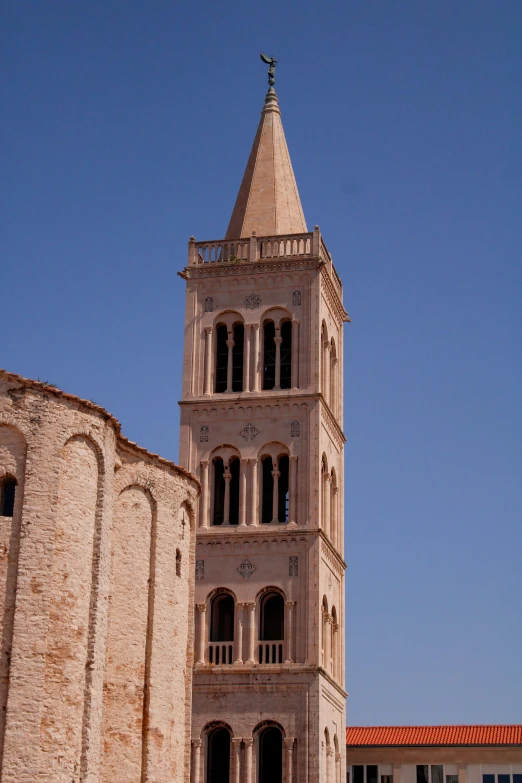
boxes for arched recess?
[208,588,235,665]
[261,307,293,391]
[210,445,240,526]
[41,434,103,780]
[101,483,155,783]
[321,454,329,536]
[331,605,338,678]
[321,595,329,667]
[257,587,285,664]
[258,443,290,525]
[321,320,329,398]
[325,727,332,783]
[0,423,27,762]
[330,467,338,548]
[254,721,285,783]
[214,311,245,394]
[330,337,337,416]
[203,721,233,783]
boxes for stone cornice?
[320,533,347,572]
[320,263,350,324]
[192,664,348,699]
[181,258,319,280]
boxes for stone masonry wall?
[0,371,199,783]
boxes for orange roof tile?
[346,725,522,747]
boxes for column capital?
[226,339,235,349]
[271,469,281,479]
[245,601,256,610]
[236,601,248,609]
[231,737,242,747]
[292,318,300,325]
[274,335,283,346]
[325,472,332,483]
[243,737,254,747]
[326,747,334,756]
[204,325,214,334]
[200,459,209,467]
[283,736,295,749]
[196,603,207,613]
[252,322,261,331]
[284,600,296,608]
[192,738,202,748]
[335,752,342,762]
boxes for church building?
[178,72,350,783]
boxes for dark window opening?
[263,321,276,390]
[417,767,429,783]
[210,594,234,642]
[482,777,495,783]
[277,455,289,523]
[382,777,394,783]
[261,457,274,523]
[368,766,378,783]
[0,477,16,517]
[431,767,443,783]
[498,777,511,783]
[232,323,244,392]
[280,320,292,389]
[229,457,240,525]
[207,727,230,783]
[446,777,458,783]
[215,325,228,393]
[213,458,225,525]
[259,727,282,783]
[353,766,364,783]
[176,549,182,577]
[260,593,284,640]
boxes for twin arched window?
[321,596,340,680]
[263,318,292,390]
[321,456,340,549]
[260,454,289,524]
[212,456,240,525]
[203,724,284,783]
[215,323,244,393]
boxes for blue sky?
[2,1,521,725]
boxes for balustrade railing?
[258,233,312,259]
[208,642,233,665]
[257,641,284,664]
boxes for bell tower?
[179,70,350,783]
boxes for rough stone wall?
[0,371,199,783]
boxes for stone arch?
[203,721,233,783]
[261,307,293,391]
[253,718,286,738]
[213,311,245,394]
[209,445,241,526]
[202,719,234,738]
[255,721,285,783]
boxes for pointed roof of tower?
[225,87,307,239]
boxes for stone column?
[284,601,296,663]
[245,602,256,664]
[196,604,207,665]
[239,459,248,527]
[203,326,213,395]
[271,464,281,523]
[252,323,261,392]
[332,621,339,680]
[231,738,242,783]
[234,603,244,664]
[327,747,334,783]
[243,324,251,392]
[249,458,258,526]
[332,485,339,547]
[291,319,300,389]
[199,460,209,529]
[274,333,283,389]
[244,738,254,783]
[324,473,331,537]
[335,752,342,783]
[331,355,338,415]
[288,455,298,526]
[324,340,331,402]
[191,739,202,783]
[284,737,294,783]
[223,465,232,525]
[226,332,235,393]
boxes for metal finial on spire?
[260,53,279,88]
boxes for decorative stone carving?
[204,296,214,312]
[290,420,300,438]
[289,556,298,577]
[196,559,204,580]
[237,559,256,579]
[244,293,261,310]
[199,425,209,442]
[240,423,259,441]
[292,290,301,306]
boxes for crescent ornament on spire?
[260,52,279,87]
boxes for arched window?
[263,320,276,390]
[231,323,244,392]
[321,456,328,535]
[215,324,228,393]
[207,726,231,783]
[259,592,285,664]
[321,596,328,667]
[212,455,240,526]
[209,593,234,665]
[330,467,337,547]
[280,320,292,389]
[0,476,16,517]
[176,548,182,577]
[331,605,338,677]
[321,322,328,396]
[330,338,337,415]
[213,458,225,525]
[259,727,283,783]
[260,453,289,524]
[260,456,274,523]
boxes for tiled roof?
[346,725,522,747]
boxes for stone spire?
[225,87,307,239]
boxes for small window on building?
[483,776,495,783]
[280,320,292,389]
[432,766,443,783]
[417,767,429,783]
[277,455,289,523]
[382,776,393,783]
[513,776,522,783]
[353,766,364,783]
[232,323,244,392]
[367,766,378,783]
[176,549,181,577]
[215,324,229,393]
[446,776,458,783]
[498,776,511,783]
[263,320,276,390]
[0,477,17,517]
[228,456,240,525]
